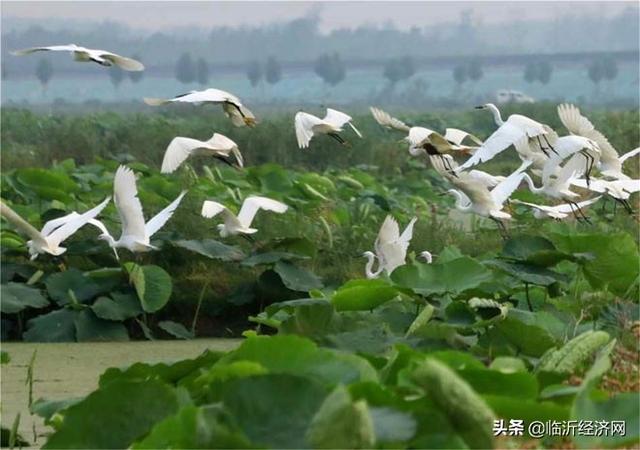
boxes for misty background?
[1,1,639,109]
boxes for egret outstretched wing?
[457,122,526,171]
[445,128,483,146]
[295,112,323,149]
[99,52,144,71]
[323,108,353,129]
[369,107,411,132]
[491,161,532,207]
[47,196,111,248]
[145,191,187,238]
[236,196,288,229]
[113,166,147,241]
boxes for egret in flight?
[0,197,110,260]
[12,44,144,71]
[89,166,186,259]
[457,103,555,171]
[512,196,602,220]
[558,103,640,180]
[201,196,288,237]
[161,133,243,173]
[295,108,362,148]
[363,215,419,279]
[144,88,256,127]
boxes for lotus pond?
[0,106,638,449]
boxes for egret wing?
[457,121,526,171]
[445,128,483,146]
[236,196,288,228]
[201,200,244,230]
[113,165,147,240]
[323,108,353,129]
[145,191,187,237]
[40,212,81,237]
[295,112,323,148]
[619,147,640,164]
[491,161,532,207]
[557,104,594,136]
[99,52,144,71]
[161,137,207,173]
[11,44,82,55]
[369,107,410,132]
[0,201,47,245]
[47,196,111,248]
[553,196,602,214]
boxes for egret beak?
[474,105,485,110]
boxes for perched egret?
[419,251,434,264]
[363,215,418,278]
[12,44,144,71]
[201,196,288,237]
[558,103,640,180]
[0,197,110,260]
[161,133,243,174]
[571,178,639,214]
[457,103,554,171]
[295,108,362,148]
[445,161,532,234]
[89,166,186,259]
[513,196,602,220]
[144,88,256,127]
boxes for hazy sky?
[2,1,636,33]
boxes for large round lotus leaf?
[15,168,78,202]
[274,261,323,292]
[391,257,493,296]
[23,309,78,342]
[173,239,245,261]
[223,374,329,448]
[45,268,104,305]
[1,282,49,314]
[43,379,178,449]
[74,310,129,342]
[331,279,398,311]
[125,263,173,313]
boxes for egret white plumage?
[363,215,418,279]
[11,44,144,71]
[558,103,640,180]
[295,108,362,148]
[144,88,256,127]
[512,196,602,220]
[161,133,243,174]
[201,196,288,237]
[457,103,555,171]
[444,160,532,234]
[0,197,110,260]
[571,178,639,214]
[88,166,186,259]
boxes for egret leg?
[439,155,458,178]
[571,202,591,224]
[329,132,348,146]
[542,134,559,156]
[568,202,584,223]
[535,136,550,157]
[241,233,256,244]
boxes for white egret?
[419,251,434,264]
[88,166,186,259]
[0,197,110,260]
[12,44,144,71]
[512,196,602,220]
[161,133,243,174]
[571,178,639,214]
[457,103,555,171]
[445,161,532,234]
[201,196,288,237]
[363,215,418,278]
[144,88,256,127]
[295,108,362,148]
[558,103,640,180]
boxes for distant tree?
[265,56,282,85]
[538,61,553,85]
[175,52,196,84]
[246,60,263,87]
[383,56,416,86]
[128,54,144,83]
[314,52,346,86]
[35,58,53,90]
[587,59,604,94]
[467,60,483,82]
[602,56,618,82]
[523,62,537,83]
[196,58,210,85]
[109,66,125,89]
[452,64,468,87]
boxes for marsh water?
[1,339,241,448]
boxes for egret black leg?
[329,133,347,146]
[542,134,559,155]
[241,233,256,244]
[535,136,550,157]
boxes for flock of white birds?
[2,44,639,280]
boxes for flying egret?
[512,196,602,220]
[161,133,243,174]
[370,107,480,172]
[571,178,639,214]
[558,103,640,180]
[363,215,418,278]
[11,44,144,71]
[444,160,532,234]
[295,108,362,148]
[457,103,555,171]
[201,196,288,237]
[144,88,256,127]
[0,197,110,260]
[88,166,186,259]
